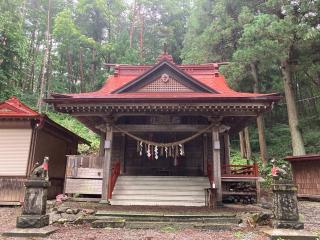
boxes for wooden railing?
[222,163,259,177]
[108,161,121,199]
[207,163,259,181]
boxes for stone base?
[262,228,317,240]
[92,218,126,228]
[272,220,304,230]
[2,226,58,238]
[99,199,110,205]
[16,214,49,228]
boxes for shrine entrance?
[122,132,205,176]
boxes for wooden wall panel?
[292,161,320,196]
[0,177,25,203]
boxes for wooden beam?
[212,126,223,206]
[70,111,259,117]
[101,120,113,202]
[113,124,210,132]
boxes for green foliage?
[1,0,320,158]
[0,0,27,100]
[230,150,248,165]
[233,231,244,238]
[45,111,99,153]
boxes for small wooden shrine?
[285,154,320,200]
[46,51,280,206]
[0,97,88,204]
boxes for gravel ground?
[0,201,319,240]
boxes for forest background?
[1,0,320,173]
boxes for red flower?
[271,165,278,176]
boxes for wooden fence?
[65,155,104,195]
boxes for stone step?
[91,218,125,228]
[92,215,240,224]
[125,221,234,230]
[109,199,206,206]
[95,211,236,218]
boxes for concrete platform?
[2,226,58,238]
[262,228,318,240]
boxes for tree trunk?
[244,127,252,163]
[139,5,144,60]
[129,0,137,48]
[67,50,74,92]
[37,0,51,112]
[239,130,246,158]
[281,59,305,156]
[79,48,85,92]
[45,35,53,112]
[250,62,268,166]
[91,48,96,87]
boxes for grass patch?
[160,226,177,232]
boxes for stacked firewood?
[223,182,256,204]
[228,182,256,192]
[223,195,256,204]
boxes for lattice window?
[137,74,194,92]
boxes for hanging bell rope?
[113,123,215,147]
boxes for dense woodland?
[1,0,320,168]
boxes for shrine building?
[46,51,280,206]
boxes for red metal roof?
[0,97,89,144]
[0,97,39,118]
[49,52,280,102]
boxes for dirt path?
[0,201,319,240]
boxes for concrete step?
[118,176,209,180]
[114,185,207,190]
[111,194,204,201]
[115,181,209,186]
[112,189,205,195]
[111,176,209,206]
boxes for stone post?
[272,179,304,229]
[16,179,51,228]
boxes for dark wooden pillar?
[120,133,126,174]
[101,118,113,202]
[223,132,230,166]
[203,133,208,175]
[99,133,106,157]
[212,126,222,206]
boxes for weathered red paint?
[48,53,280,102]
[0,97,39,117]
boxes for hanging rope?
[113,123,214,147]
